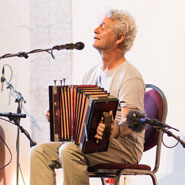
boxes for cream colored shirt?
[82,60,145,160]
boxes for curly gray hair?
[106,9,137,54]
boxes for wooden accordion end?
[49,85,118,154]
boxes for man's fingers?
[95,134,102,140]
[109,110,115,122]
[45,109,50,122]
[95,123,105,140]
[98,123,105,129]
[109,110,113,115]
[96,128,104,136]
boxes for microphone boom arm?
[0,115,37,147]
[140,117,179,132]
[0,42,84,60]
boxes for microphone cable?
[0,119,12,171]
[162,128,180,149]
[1,64,13,86]
[0,64,13,170]
[0,117,26,185]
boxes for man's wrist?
[117,119,126,137]
[118,124,123,137]
[113,121,121,138]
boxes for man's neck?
[101,50,126,71]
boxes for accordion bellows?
[49,85,118,153]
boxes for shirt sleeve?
[119,77,145,110]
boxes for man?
[29,9,145,185]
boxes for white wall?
[0,1,31,185]
[72,0,185,185]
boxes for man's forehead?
[101,16,115,25]
[103,16,111,22]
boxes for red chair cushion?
[144,89,163,151]
[88,162,151,171]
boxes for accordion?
[49,85,119,153]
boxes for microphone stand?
[6,114,37,147]
[2,77,37,185]
[0,42,83,60]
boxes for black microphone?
[140,117,176,130]
[0,112,26,118]
[53,42,85,50]
[126,110,146,133]
[1,66,5,92]
[127,110,178,132]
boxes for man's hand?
[95,122,105,140]
[110,121,120,139]
[45,109,50,122]
[95,113,120,140]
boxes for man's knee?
[58,142,78,160]
[30,143,48,159]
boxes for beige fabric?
[82,60,145,158]
[30,139,138,185]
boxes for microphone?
[0,112,26,118]
[127,110,178,132]
[126,110,146,133]
[53,42,85,50]
[1,66,5,92]
[140,117,176,130]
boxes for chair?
[88,84,168,185]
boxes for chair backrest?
[144,84,168,152]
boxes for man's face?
[93,17,118,51]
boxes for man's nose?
[94,26,100,34]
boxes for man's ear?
[115,34,125,45]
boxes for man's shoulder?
[116,61,143,79]
[124,61,143,79]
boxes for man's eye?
[101,24,105,29]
